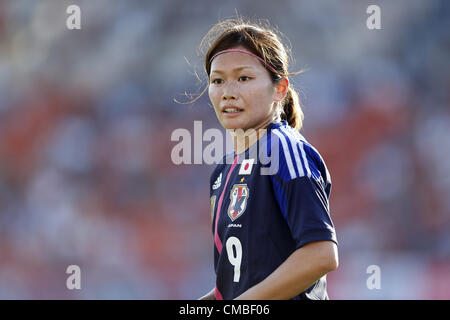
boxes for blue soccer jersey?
[209,120,338,300]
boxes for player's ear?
[274,77,289,102]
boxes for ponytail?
[281,87,304,131]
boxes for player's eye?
[239,76,251,82]
[210,78,223,85]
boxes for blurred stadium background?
[0,0,449,299]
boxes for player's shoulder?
[267,121,328,183]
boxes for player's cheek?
[208,85,215,101]
[209,90,222,115]
[208,87,218,105]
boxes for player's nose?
[222,93,237,101]
[221,82,238,100]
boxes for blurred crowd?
[0,0,449,299]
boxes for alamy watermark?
[66,5,81,30]
[366,264,381,290]
[170,121,280,175]
[66,265,81,290]
[366,5,381,30]
[65,4,380,31]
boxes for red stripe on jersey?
[214,286,224,300]
[214,155,239,254]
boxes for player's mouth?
[222,105,244,117]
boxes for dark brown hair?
[186,17,305,131]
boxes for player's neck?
[231,117,276,155]
[232,131,260,155]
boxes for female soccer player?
[197,18,339,300]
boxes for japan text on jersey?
[209,121,338,300]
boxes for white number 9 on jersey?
[225,236,242,282]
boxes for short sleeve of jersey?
[268,129,338,250]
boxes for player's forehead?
[210,49,264,75]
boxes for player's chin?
[220,116,249,131]
[221,120,247,131]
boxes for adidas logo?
[212,173,222,190]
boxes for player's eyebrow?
[210,66,254,74]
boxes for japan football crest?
[227,184,249,221]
